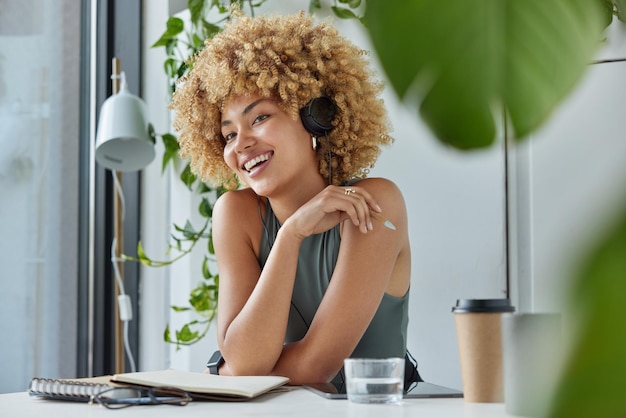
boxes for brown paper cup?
[452,299,514,403]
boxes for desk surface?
[1,387,530,418]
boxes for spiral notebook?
[28,376,115,402]
[29,370,290,402]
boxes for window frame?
[77,0,144,378]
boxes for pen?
[370,210,397,231]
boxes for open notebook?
[29,369,290,402]
[111,369,290,400]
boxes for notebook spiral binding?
[28,377,112,401]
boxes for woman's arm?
[212,189,303,376]
[269,178,411,384]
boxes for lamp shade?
[95,81,155,172]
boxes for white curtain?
[0,0,81,392]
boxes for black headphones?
[299,96,337,137]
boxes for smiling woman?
[169,10,420,386]
[219,95,318,193]
[171,10,392,190]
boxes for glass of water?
[344,358,405,404]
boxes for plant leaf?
[547,204,626,418]
[163,325,172,343]
[196,181,211,194]
[202,257,211,279]
[188,0,205,25]
[161,133,179,173]
[208,230,215,255]
[135,241,154,266]
[198,197,213,218]
[176,324,199,343]
[152,17,184,47]
[598,0,617,28]
[181,220,198,239]
[180,163,197,190]
[309,0,321,14]
[189,282,217,312]
[201,20,222,40]
[163,58,178,80]
[364,0,605,149]
[615,0,626,22]
[331,6,359,20]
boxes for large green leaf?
[364,0,605,149]
[547,203,626,418]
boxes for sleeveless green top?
[258,200,410,368]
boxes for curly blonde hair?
[170,11,393,190]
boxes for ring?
[344,188,356,195]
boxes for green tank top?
[258,200,410,363]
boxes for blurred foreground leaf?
[547,202,626,418]
[364,0,605,149]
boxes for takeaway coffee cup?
[452,299,515,402]
[501,313,562,416]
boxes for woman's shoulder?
[352,177,403,199]
[352,177,407,222]
[216,187,258,202]
[212,188,265,251]
[213,187,260,219]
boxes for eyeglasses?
[89,386,192,409]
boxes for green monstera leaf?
[364,0,605,149]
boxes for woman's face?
[220,94,317,195]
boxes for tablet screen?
[303,381,463,399]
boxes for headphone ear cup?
[299,97,337,137]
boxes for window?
[0,0,144,392]
[0,0,81,392]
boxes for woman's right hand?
[282,185,383,239]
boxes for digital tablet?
[303,381,463,399]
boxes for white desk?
[0,387,529,418]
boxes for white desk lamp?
[95,70,155,172]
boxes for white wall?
[509,22,626,322]
[139,0,173,373]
